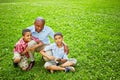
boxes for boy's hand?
[26,47,30,52]
[55,58,61,62]
[29,47,35,52]
[21,47,29,55]
[48,56,55,60]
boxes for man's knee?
[28,40,37,47]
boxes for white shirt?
[44,43,68,59]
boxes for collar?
[20,38,28,45]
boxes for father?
[27,17,69,70]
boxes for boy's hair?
[22,29,31,36]
[54,32,63,38]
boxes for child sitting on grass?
[13,29,43,71]
[40,32,77,73]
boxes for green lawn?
[0,0,120,80]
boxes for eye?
[55,38,57,40]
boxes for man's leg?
[28,40,37,62]
[36,44,53,61]
[43,50,52,61]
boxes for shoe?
[65,67,75,72]
[26,61,35,71]
[13,62,18,68]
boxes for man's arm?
[62,41,69,54]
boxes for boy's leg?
[18,56,28,71]
[13,52,21,67]
[44,61,65,71]
[44,61,75,73]
[60,58,77,67]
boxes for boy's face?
[54,35,63,45]
[34,21,44,33]
[23,32,32,42]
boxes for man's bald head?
[34,17,45,24]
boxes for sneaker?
[65,67,75,72]
[13,62,18,68]
[26,61,35,71]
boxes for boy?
[13,29,43,71]
[40,32,77,73]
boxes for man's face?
[54,35,63,45]
[34,21,44,33]
[23,32,32,42]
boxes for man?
[28,17,54,44]
[27,17,69,69]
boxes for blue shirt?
[44,43,68,59]
[28,25,54,44]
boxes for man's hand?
[38,41,43,46]
[64,45,69,54]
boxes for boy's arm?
[40,49,55,60]
[21,47,29,55]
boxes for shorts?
[44,58,77,68]
[13,52,28,69]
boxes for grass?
[0,0,120,80]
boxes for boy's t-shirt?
[14,36,40,58]
[44,43,68,60]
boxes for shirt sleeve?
[14,44,23,53]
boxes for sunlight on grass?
[0,0,120,80]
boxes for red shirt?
[14,36,40,58]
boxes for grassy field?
[0,0,120,80]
